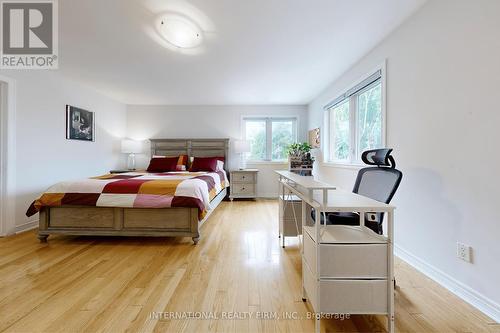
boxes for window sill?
[246,160,288,165]
[321,162,364,170]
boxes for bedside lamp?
[234,140,251,170]
[121,139,142,170]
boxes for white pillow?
[216,160,224,172]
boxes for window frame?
[242,116,298,162]
[324,65,386,166]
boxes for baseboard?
[395,245,500,323]
[15,219,38,234]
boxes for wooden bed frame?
[37,138,230,245]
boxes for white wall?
[0,71,126,233]
[126,105,308,197]
[308,0,500,320]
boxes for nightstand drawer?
[231,172,255,183]
[231,183,255,195]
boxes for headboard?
[150,138,230,171]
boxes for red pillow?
[153,154,188,171]
[190,157,218,172]
[147,157,179,172]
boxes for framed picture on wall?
[308,128,320,148]
[66,105,95,142]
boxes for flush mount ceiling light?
[158,16,203,49]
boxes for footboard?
[37,187,227,245]
[38,206,201,244]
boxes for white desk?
[275,170,395,333]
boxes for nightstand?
[229,169,258,200]
[109,170,131,174]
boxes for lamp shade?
[121,139,142,154]
[234,140,251,153]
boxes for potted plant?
[287,142,315,175]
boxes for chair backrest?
[353,167,402,204]
[353,149,403,231]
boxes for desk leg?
[388,210,395,333]
[278,178,281,239]
[301,200,307,302]
[278,178,283,243]
[315,211,322,333]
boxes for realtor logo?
[1,0,58,69]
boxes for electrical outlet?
[457,242,472,263]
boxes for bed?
[28,138,229,244]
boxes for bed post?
[38,209,49,242]
[190,208,200,244]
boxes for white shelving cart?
[276,171,395,333]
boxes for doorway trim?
[0,74,16,236]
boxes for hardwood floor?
[0,200,498,332]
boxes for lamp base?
[127,153,136,170]
[239,153,247,170]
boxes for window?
[329,100,350,161]
[244,119,266,160]
[325,70,384,164]
[243,117,297,161]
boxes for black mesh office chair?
[313,148,402,235]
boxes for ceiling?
[59,0,426,105]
